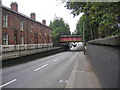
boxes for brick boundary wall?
[86,35,120,88]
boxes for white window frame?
[30,37,33,44]
[30,23,33,33]
[39,26,41,30]
[20,35,24,44]
[39,26,42,30]
[3,14,8,27]
[20,19,24,31]
[3,33,8,45]
[45,31,47,36]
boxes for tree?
[49,17,71,43]
[65,2,120,39]
[75,14,91,42]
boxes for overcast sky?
[2,0,83,33]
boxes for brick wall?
[86,36,120,88]
[2,6,52,45]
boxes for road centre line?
[53,59,58,62]
[0,79,16,88]
[59,80,62,83]
[59,79,68,84]
[33,64,48,72]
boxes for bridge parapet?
[60,35,82,42]
[87,35,120,46]
[86,35,120,88]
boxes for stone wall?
[86,35,120,88]
[2,47,65,68]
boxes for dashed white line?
[0,79,16,88]
[33,64,48,72]
[59,80,62,83]
[53,59,58,62]
[59,79,68,84]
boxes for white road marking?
[59,80,62,83]
[79,70,85,72]
[53,59,58,62]
[0,79,16,88]
[59,79,68,84]
[34,64,48,72]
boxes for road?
[70,42,83,51]
[1,49,81,88]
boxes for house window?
[20,19,24,31]
[3,33,8,45]
[45,31,47,36]
[20,35,24,44]
[3,14,8,27]
[30,23,33,32]
[39,26,42,30]
[30,37,33,44]
[39,26,41,30]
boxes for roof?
[0,4,51,29]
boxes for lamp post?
[0,3,2,46]
[0,0,2,5]
[83,19,86,55]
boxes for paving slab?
[65,52,101,88]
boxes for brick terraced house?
[0,1,53,51]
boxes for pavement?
[65,51,101,88]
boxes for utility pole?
[0,0,2,5]
[83,20,85,55]
[0,1,2,59]
[0,1,2,86]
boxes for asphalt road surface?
[1,49,80,88]
[70,42,83,51]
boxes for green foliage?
[66,2,120,39]
[76,15,91,41]
[49,18,71,42]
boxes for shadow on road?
[2,48,65,68]
[68,50,83,52]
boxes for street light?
[83,19,86,55]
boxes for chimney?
[0,0,2,5]
[30,13,36,20]
[10,2,18,12]
[42,20,46,25]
